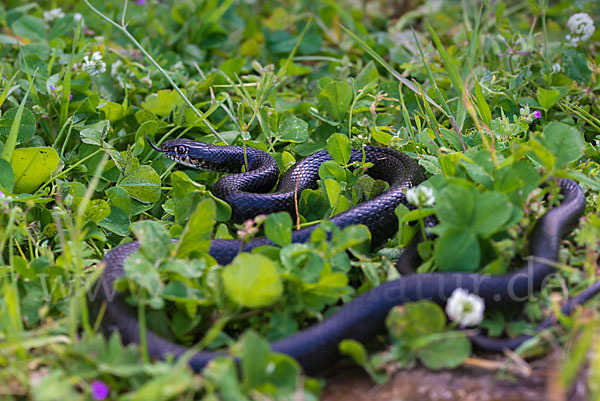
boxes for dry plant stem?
[449,116,467,151]
[463,357,531,377]
[84,0,227,144]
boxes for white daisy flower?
[445,288,485,327]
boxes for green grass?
[0,0,599,399]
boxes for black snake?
[93,138,593,374]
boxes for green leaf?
[0,159,15,192]
[434,183,475,229]
[302,271,349,309]
[318,160,346,182]
[494,161,541,207]
[434,229,480,272]
[278,112,308,143]
[0,107,36,144]
[323,178,341,207]
[119,165,161,203]
[462,161,493,189]
[134,120,158,156]
[13,256,34,280]
[563,49,591,85]
[0,35,20,45]
[222,254,283,308]
[141,89,184,117]
[80,120,109,146]
[123,252,163,297]
[326,133,352,165]
[339,339,387,384]
[401,208,436,223]
[84,199,111,223]
[98,101,125,122]
[541,122,585,167]
[339,339,369,365]
[11,147,60,194]
[280,244,324,282]
[355,61,379,89]
[48,14,74,40]
[264,353,303,390]
[130,220,171,261]
[106,186,131,215]
[264,212,292,246]
[536,88,561,110]
[371,127,392,146]
[331,225,371,252]
[175,198,216,257]
[416,331,472,370]
[474,80,492,125]
[471,192,512,237]
[160,259,205,280]
[318,80,352,121]
[98,206,131,236]
[241,330,270,390]
[386,301,446,341]
[495,1,506,25]
[529,138,556,170]
[11,16,45,41]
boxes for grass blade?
[0,70,19,110]
[410,27,452,116]
[339,23,447,116]
[426,20,467,129]
[1,78,34,162]
[59,18,81,127]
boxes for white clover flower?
[445,288,485,327]
[43,8,65,22]
[172,61,184,70]
[550,63,562,73]
[82,51,106,76]
[110,59,123,77]
[406,185,435,208]
[566,13,595,46]
[73,13,85,27]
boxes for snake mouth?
[145,135,163,152]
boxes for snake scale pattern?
[93,138,592,374]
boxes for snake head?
[146,136,215,169]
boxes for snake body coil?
[95,140,587,374]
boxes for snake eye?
[176,146,186,154]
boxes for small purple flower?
[91,380,109,400]
[49,85,56,91]
[533,110,542,119]
[137,0,145,4]
[69,92,73,100]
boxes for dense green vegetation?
[0,0,599,399]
